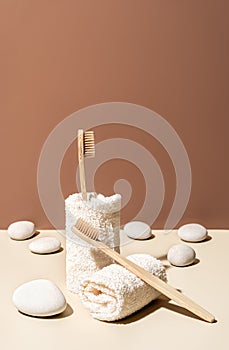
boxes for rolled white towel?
[79,254,167,321]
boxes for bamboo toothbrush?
[78,129,95,201]
[72,218,215,323]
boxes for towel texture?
[65,192,121,293]
[79,254,167,321]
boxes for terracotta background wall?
[1,0,229,229]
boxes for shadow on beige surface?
[18,303,74,319]
[158,253,200,267]
[193,236,212,243]
[113,295,216,325]
[30,247,64,255]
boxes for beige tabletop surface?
[0,228,228,350]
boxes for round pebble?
[8,221,35,240]
[167,244,196,267]
[12,279,67,317]
[178,223,207,242]
[124,221,152,240]
[29,237,61,254]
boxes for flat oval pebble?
[12,279,67,317]
[124,221,152,240]
[8,221,35,240]
[178,223,207,242]
[167,244,196,267]
[29,237,61,254]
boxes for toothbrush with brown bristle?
[72,218,215,323]
[78,129,95,201]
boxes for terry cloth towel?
[79,254,167,321]
[65,192,121,293]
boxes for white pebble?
[8,221,35,240]
[167,244,196,267]
[29,237,61,254]
[12,279,67,317]
[178,223,207,242]
[124,221,152,240]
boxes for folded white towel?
[79,254,167,321]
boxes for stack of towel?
[65,192,167,321]
[65,193,121,293]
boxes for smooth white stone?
[124,221,152,240]
[8,221,35,240]
[167,244,196,267]
[178,223,207,242]
[12,279,67,317]
[29,237,61,254]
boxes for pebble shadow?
[180,235,212,244]
[50,304,74,319]
[30,247,64,255]
[191,258,200,266]
[24,231,40,240]
[196,235,212,243]
[131,234,155,241]
[18,303,74,319]
[169,258,200,268]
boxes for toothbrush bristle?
[84,131,95,158]
[75,218,99,240]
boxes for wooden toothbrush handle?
[72,226,215,323]
[78,129,87,201]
